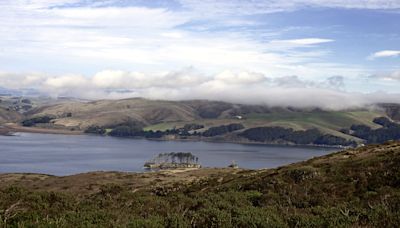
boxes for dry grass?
[0,168,240,196]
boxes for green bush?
[84,125,106,135]
[21,115,55,127]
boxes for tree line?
[86,123,245,139]
[341,117,400,144]
[239,127,356,146]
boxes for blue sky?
[0,0,399,107]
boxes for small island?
[144,152,201,169]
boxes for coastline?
[0,123,348,149]
[1,123,347,149]
[149,136,349,149]
[0,123,83,135]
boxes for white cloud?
[214,70,267,84]
[0,72,47,89]
[323,76,345,90]
[369,50,400,59]
[0,0,81,9]
[161,32,184,39]
[388,71,400,80]
[0,0,397,99]
[273,75,309,88]
[179,0,400,15]
[267,38,333,51]
[371,70,400,81]
[282,38,334,45]
[0,0,350,78]
[1,69,400,110]
[92,68,207,89]
[44,75,88,88]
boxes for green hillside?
[26,98,386,132]
[5,97,400,145]
[144,109,385,142]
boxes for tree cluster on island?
[144,152,201,169]
[147,152,199,165]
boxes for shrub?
[84,126,106,135]
[21,115,55,127]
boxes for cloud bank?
[370,70,400,81]
[1,69,400,110]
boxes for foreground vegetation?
[1,141,399,227]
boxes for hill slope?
[0,107,22,124]
[1,141,399,227]
[27,98,200,129]
[24,98,388,140]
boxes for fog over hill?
[1,70,400,110]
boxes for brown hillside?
[0,107,22,124]
[29,98,200,129]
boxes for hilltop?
[1,96,399,146]
[23,98,385,131]
[7,97,399,147]
[26,98,200,128]
[1,141,399,226]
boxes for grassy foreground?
[1,142,400,227]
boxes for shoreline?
[0,123,347,149]
[0,123,83,135]
[108,134,348,149]
[148,136,349,149]
[0,167,211,177]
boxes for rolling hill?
[0,107,22,124]
[23,98,391,142]
[26,98,200,128]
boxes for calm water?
[0,133,337,176]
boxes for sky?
[0,0,399,109]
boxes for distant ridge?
[2,96,400,146]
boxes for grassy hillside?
[144,110,383,139]
[380,103,400,121]
[28,98,200,129]
[0,96,77,114]
[3,97,399,146]
[24,98,389,141]
[1,141,399,227]
[0,107,22,124]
